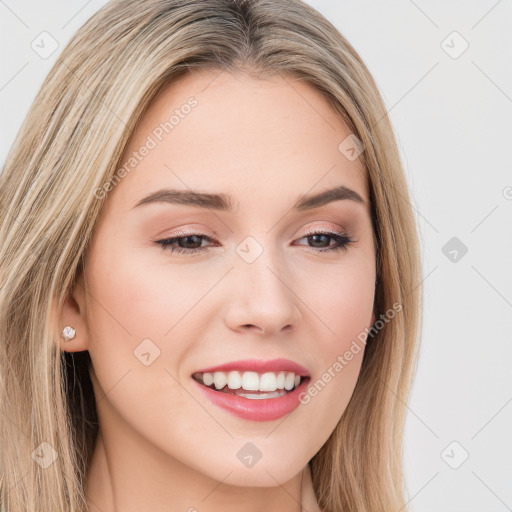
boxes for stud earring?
[61,326,76,342]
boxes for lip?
[192,375,311,421]
[192,358,310,377]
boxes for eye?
[155,229,355,255]
[294,229,354,253]
[155,233,216,254]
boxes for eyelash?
[155,229,354,255]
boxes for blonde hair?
[0,0,423,510]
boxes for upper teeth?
[193,371,302,392]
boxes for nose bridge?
[224,233,300,334]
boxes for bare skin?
[59,69,376,512]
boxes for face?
[61,69,376,487]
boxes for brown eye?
[296,230,354,253]
[156,233,214,254]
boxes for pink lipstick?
[191,358,311,421]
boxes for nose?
[223,246,301,336]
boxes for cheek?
[294,258,374,431]
[83,244,199,456]
[83,237,218,416]
[299,256,375,345]
[85,235,205,342]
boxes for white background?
[1,1,511,510]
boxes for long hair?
[0,1,423,510]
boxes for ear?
[56,272,90,353]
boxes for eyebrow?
[131,185,365,211]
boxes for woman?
[0,0,422,511]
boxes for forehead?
[107,69,368,214]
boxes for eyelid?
[296,219,353,239]
[301,226,348,237]
[162,224,350,241]
[161,216,351,235]
[158,226,217,239]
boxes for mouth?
[191,363,312,421]
[192,370,310,399]
[190,358,311,402]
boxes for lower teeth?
[233,389,289,400]
[206,384,291,399]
